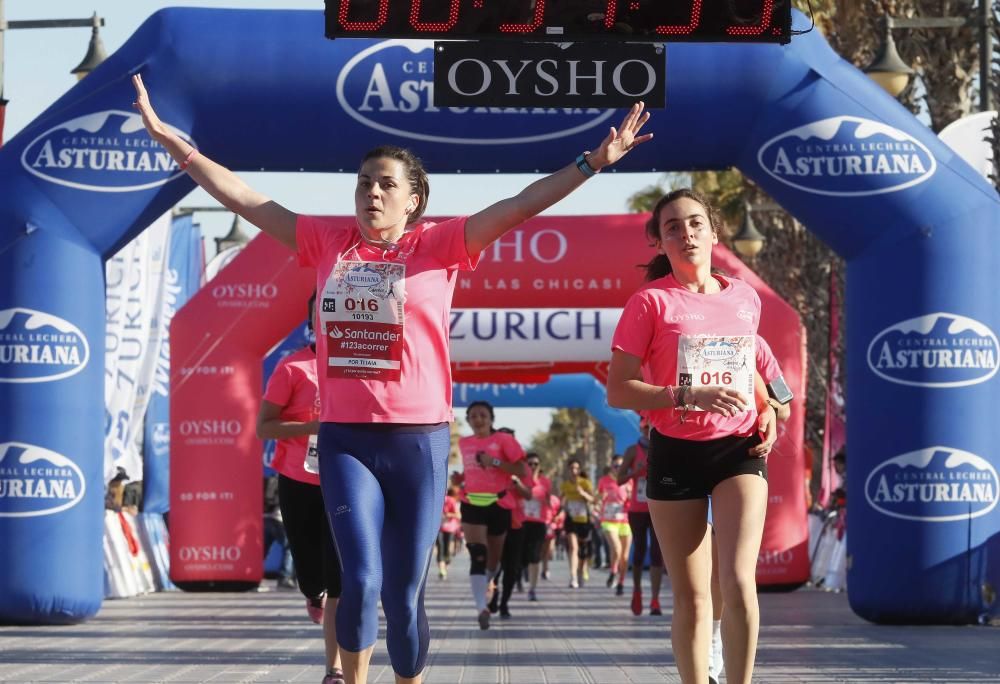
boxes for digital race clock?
[325,0,793,44]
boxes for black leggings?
[278,474,342,599]
[437,531,454,564]
[568,520,592,560]
[627,511,663,568]
[498,526,525,608]
[520,521,547,565]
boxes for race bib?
[321,260,406,382]
[522,499,542,519]
[677,334,755,411]
[604,502,624,520]
[305,434,319,475]
[567,500,588,520]
[635,477,648,503]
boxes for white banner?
[104,213,171,483]
[449,308,621,362]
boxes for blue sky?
[4,1,667,442]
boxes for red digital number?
[410,0,460,32]
[338,0,389,31]
[726,0,774,36]
[656,0,702,35]
[499,0,546,33]
[603,0,619,29]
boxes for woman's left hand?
[750,403,777,458]
[588,101,654,170]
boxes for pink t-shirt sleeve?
[296,215,353,268]
[417,216,481,271]
[263,360,294,407]
[756,334,783,383]
[502,433,526,463]
[612,291,656,359]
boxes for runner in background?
[597,456,633,596]
[617,416,665,616]
[437,486,461,580]
[489,439,533,619]
[458,402,526,629]
[256,294,344,684]
[519,453,552,602]
[560,459,595,588]
[543,491,564,580]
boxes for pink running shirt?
[297,215,479,424]
[597,475,631,522]
[262,346,321,485]
[520,473,552,523]
[458,431,526,495]
[440,496,461,534]
[612,273,761,441]
[627,443,650,513]
[756,334,783,384]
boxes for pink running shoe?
[306,594,326,625]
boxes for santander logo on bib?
[335,40,616,145]
[757,116,936,196]
[21,110,196,192]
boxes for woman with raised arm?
[606,188,776,684]
[132,74,651,684]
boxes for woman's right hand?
[688,386,749,417]
[131,74,168,141]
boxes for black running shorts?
[646,429,767,501]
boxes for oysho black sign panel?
[433,41,665,108]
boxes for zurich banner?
[0,7,997,624]
[142,215,204,515]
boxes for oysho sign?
[434,41,665,108]
[867,313,999,388]
[865,447,999,522]
[0,442,86,518]
[0,308,90,383]
[211,283,279,309]
[21,110,196,192]
[757,116,936,196]
[336,40,617,144]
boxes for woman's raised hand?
[131,74,168,141]
[589,101,654,169]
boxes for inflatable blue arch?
[453,375,641,456]
[0,8,997,624]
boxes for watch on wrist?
[492,458,502,467]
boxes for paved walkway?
[2,557,998,683]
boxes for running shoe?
[606,572,615,588]
[569,579,579,589]
[499,605,512,619]
[630,588,642,616]
[478,608,491,630]
[649,597,662,616]
[581,566,589,582]
[615,583,624,596]
[542,569,551,580]
[322,668,346,684]
[528,589,538,602]
[306,594,326,625]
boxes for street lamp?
[214,214,253,255]
[863,9,993,111]
[70,14,108,82]
[732,203,766,259]
[0,1,107,143]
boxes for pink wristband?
[179,148,199,171]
